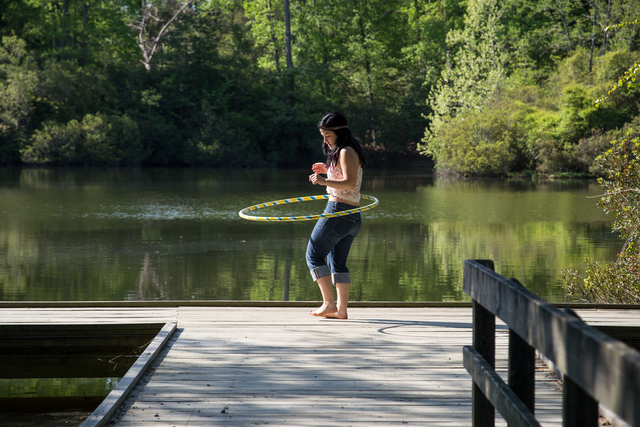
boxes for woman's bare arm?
[309,147,359,189]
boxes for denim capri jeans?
[305,201,362,284]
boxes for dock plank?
[117,307,561,427]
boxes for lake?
[0,167,621,303]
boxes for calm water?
[0,167,621,303]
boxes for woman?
[306,112,366,319]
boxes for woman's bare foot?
[309,302,337,317]
[322,310,348,319]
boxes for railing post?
[472,260,496,427]
[562,377,599,427]
[563,308,599,427]
[508,330,535,416]
[508,278,535,424]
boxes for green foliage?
[184,111,265,167]
[421,0,640,175]
[596,19,640,106]
[421,0,516,159]
[564,247,640,304]
[1,1,639,169]
[425,46,640,175]
[596,134,640,242]
[428,105,523,176]
[0,36,38,164]
[21,113,143,166]
[243,0,286,72]
[564,133,640,303]
[34,59,116,123]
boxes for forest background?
[0,0,639,173]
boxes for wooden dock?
[1,306,639,426]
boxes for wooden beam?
[0,324,166,356]
[1,300,640,309]
[80,322,177,427]
[507,279,535,419]
[473,303,496,426]
[463,346,541,427]
[471,260,497,426]
[563,376,598,427]
[0,323,166,335]
[0,301,474,308]
[0,355,136,378]
[509,328,535,415]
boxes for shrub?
[564,132,640,303]
[0,36,38,164]
[572,130,615,175]
[35,60,113,124]
[21,114,143,166]
[534,139,573,173]
[565,246,640,304]
[184,111,265,167]
[431,105,524,176]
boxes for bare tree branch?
[132,0,194,71]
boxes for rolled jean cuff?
[332,272,351,284]
[310,265,331,281]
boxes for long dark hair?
[317,112,366,169]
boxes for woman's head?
[317,112,365,168]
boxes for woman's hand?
[312,162,327,174]
[309,173,326,186]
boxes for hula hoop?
[239,194,379,222]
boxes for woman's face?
[320,130,337,149]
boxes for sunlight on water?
[0,167,620,302]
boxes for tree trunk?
[51,1,58,48]
[600,0,612,55]
[61,0,70,49]
[555,0,573,52]
[267,0,281,72]
[588,0,598,72]
[414,0,421,42]
[81,2,89,66]
[284,0,293,70]
[357,1,373,105]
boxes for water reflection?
[0,167,620,302]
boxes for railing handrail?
[463,259,640,426]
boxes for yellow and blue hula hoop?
[239,194,379,222]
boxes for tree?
[0,36,38,164]
[284,0,292,69]
[535,0,583,54]
[243,0,285,72]
[129,0,195,71]
[419,0,517,163]
[595,19,640,106]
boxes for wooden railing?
[463,259,640,427]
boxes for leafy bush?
[35,60,114,124]
[21,114,143,166]
[425,48,640,175]
[430,104,524,176]
[564,132,640,303]
[572,130,615,175]
[565,246,640,304]
[0,36,38,164]
[570,116,640,175]
[184,112,264,167]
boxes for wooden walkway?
[1,306,639,426]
